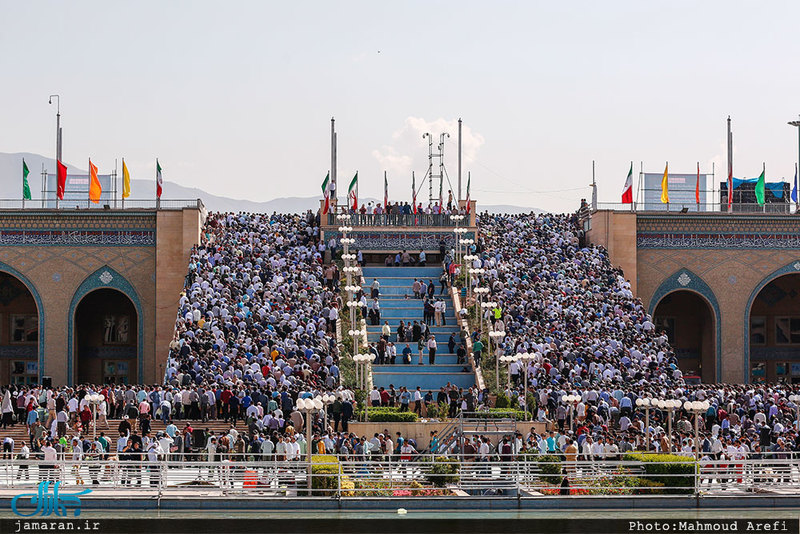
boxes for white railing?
[592,201,796,214]
[2,456,798,498]
[0,199,204,210]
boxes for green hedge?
[424,456,460,487]
[471,408,531,420]
[623,453,695,493]
[535,454,563,485]
[355,407,419,422]
[311,455,341,496]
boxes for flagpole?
[763,162,766,213]
[696,161,700,212]
[637,161,643,210]
[21,159,25,210]
[88,158,91,209]
[121,158,125,209]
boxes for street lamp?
[561,394,581,431]
[296,396,324,492]
[788,118,800,213]
[517,352,536,419]
[477,294,493,332]
[498,353,518,389]
[86,393,103,440]
[683,400,710,459]
[320,392,336,431]
[353,352,376,420]
[489,330,507,390]
[635,397,654,452]
[654,399,681,450]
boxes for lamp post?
[517,352,535,419]
[654,399,681,451]
[353,352,375,421]
[683,400,710,459]
[320,392,336,431]
[789,394,800,431]
[561,394,580,431]
[499,353,518,389]
[87,393,103,441]
[635,397,653,451]
[463,254,476,300]
[788,118,800,212]
[489,330,506,390]
[475,289,490,330]
[296,396,324,492]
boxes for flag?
[321,172,330,215]
[88,159,101,203]
[660,163,669,204]
[792,164,798,204]
[755,168,766,205]
[412,173,417,215]
[56,160,67,200]
[696,162,700,204]
[348,172,358,211]
[122,159,131,199]
[156,159,163,198]
[621,163,633,204]
[22,158,31,200]
[465,174,471,214]
[384,173,388,209]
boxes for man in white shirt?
[41,441,57,481]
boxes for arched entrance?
[748,273,800,384]
[653,290,716,383]
[75,288,137,385]
[0,272,41,385]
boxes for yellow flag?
[89,159,102,203]
[122,159,131,199]
[660,163,669,204]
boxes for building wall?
[0,207,202,386]
[584,210,638,294]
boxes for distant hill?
[0,152,544,214]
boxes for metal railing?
[328,212,466,227]
[2,456,798,498]
[592,201,796,214]
[0,199,205,211]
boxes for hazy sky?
[2,1,800,212]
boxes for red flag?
[56,160,67,200]
[696,162,700,204]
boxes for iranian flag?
[348,171,358,211]
[156,159,163,198]
[321,172,330,214]
[621,163,633,204]
[412,172,417,214]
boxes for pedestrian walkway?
[362,266,475,392]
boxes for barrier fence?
[0,199,204,210]
[1,456,797,498]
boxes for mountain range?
[0,152,542,214]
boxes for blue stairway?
[361,266,476,392]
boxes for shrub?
[311,454,341,496]
[535,454,563,485]
[355,406,419,422]
[495,392,511,408]
[424,456,460,487]
[623,453,695,493]
[470,408,530,420]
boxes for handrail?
[0,198,205,211]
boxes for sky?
[2,1,800,212]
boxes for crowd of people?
[2,209,800,485]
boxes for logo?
[11,481,92,517]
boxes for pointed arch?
[648,269,721,383]
[0,261,45,381]
[68,266,143,384]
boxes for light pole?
[463,254,476,300]
[635,397,653,452]
[788,118,800,212]
[353,352,375,421]
[789,394,800,431]
[654,399,681,451]
[683,400,710,459]
[561,394,580,431]
[87,393,103,441]
[475,288,490,330]
[48,95,62,208]
[517,352,535,419]
[489,329,506,390]
[296,396,324,492]
[320,392,336,431]
[499,353,518,389]
[451,214,465,264]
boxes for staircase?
[362,266,475,392]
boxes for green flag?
[22,158,31,200]
[755,169,765,205]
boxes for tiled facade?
[586,210,800,384]
[0,208,203,386]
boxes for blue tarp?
[730,177,786,198]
